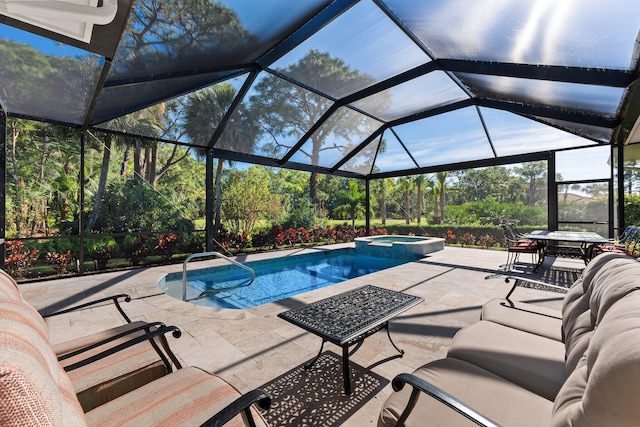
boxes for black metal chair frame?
[43,294,181,373]
[43,294,272,426]
[499,224,543,272]
[391,373,499,427]
[591,225,640,257]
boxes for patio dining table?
[525,230,609,270]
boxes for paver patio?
[21,245,574,426]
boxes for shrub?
[180,232,204,254]
[93,179,194,233]
[46,250,73,274]
[282,203,316,230]
[91,246,113,270]
[155,232,181,261]
[478,234,497,248]
[276,228,298,247]
[4,241,39,277]
[443,229,457,244]
[214,229,249,251]
[251,225,282,249]
[122,235,149,265]
[460,232,476,247]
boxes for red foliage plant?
[4,241,39,277]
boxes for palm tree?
[426,177,440,224]
[435,171,449,224]
[398,177,414,224]
[334,181,366,227]
[371,178,393,225]
[413,174,426,224]
[183,83,259,232]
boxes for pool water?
[159,249,410,309]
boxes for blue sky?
[1,24,95,57]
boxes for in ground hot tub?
[354,235,445,259]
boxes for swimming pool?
[158,248,410,309]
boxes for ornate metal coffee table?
[278,285,423,395]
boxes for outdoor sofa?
[378,252,640,426]
[0,269,271,426]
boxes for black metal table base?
[278,285,423,396]
[304,321,404,395]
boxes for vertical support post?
[616,143,625,237]
[205,150,214,252]
[365,179,370,235]
[78,131,85,274]
[547,153,558,231]
[0,108,6,268]
[609,144,616,238]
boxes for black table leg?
[533,243,547,272]
[342,344,352,395]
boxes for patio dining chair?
[499,224,542,272]
[590,225,640,258]
[506,223,528,241]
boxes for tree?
[623,161,640,194]
[105,0,256,232]
[333,181,366,227]
[513,161,547,206]
[264,168,310,223]
[222,169,277,234]
[397,177,414,224]
[250,50,382,209]
[112,1,254,77]
[413,175,427,224]
[585,183,608,198]
[93,179,192,233]
[451,167,512,203]
[183,83,259,232]
[7,119,35,235]
[86,110,163,231]
[435,171,449,224]
[371,178,394,225]
[426,177,440,224]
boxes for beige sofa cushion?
[562,253,639,373]
[481,298,563,341]
[378,357,553,427]
[447,320,566,400]
[553,290,640,426]
[85,366,269,427]
[0,297,87,426]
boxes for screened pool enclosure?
[1,0,640,269]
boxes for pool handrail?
[182,251,256,301]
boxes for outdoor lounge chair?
[0,268,272,426]
[378,252,640,426]
[0,269,181,411]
